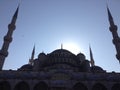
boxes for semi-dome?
[90,66,106,73]
[77,53,86,60]
[38,52,46,58]
[18,64,33,71]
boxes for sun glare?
[62,42,80,54]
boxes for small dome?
[38,52,46,58]
[90,66,106,73]
[18,64,33,71]
[77,53,86,60]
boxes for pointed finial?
[29,45,35,65]
[42,50,44,53]
[32,45,35,59]
[61,43,63,49]
[10,4,20,25]
[89,45,95,66]
[107,6,113,20]
[107,6,115,27]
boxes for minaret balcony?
[4,36,12,42]
[112,38,120,44]
[8,24,16,30]
[109,25,117,32]
[0,50,8,57]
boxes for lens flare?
[62,42,80,54]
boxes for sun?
[62,42,80,54]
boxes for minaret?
[107,7,120,63]
[0,6,19,70]
[89,46,95,66]
[29,45,35,65]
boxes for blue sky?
[0,0,120,72]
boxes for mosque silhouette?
[0,4,120,90]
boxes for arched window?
[14,81,30,90]
[112,83,120,90]
[0,81,11,90]
[73,82,88,90]
[33,82,48,90]
[92,83,107,90]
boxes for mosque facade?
[0,4,120,90]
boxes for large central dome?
[44,49,78,67]
[36,48,91,72]
[50,49,75,56]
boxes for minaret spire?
[29,45,35,65]
[0,5,19,70]
[89,45,95,66]
[107,7,120,63]
[11,5,19,25]
[107,6,115,26]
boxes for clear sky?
[0,0,120,72]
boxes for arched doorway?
[0,81,11,90]
[112,83,120,90]
[73,82,88,90]
[14,81,30,90]
[92,83,107,90]
[34,82,49,90]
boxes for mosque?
[0,4,120,90]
